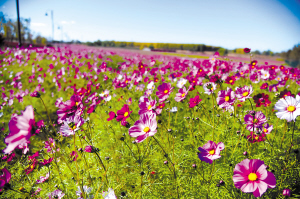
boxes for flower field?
[0,45,300,198]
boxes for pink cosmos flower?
[128,112,157,143]
[0,168,11,192]
[44,138,56,153]
[235,85,253,102]
[156,83,173,103]
[3,105,35,154]
[70,151,78,161]
[217,87,235,110]
[116,104,132,123]
[107,111,116,121]
[262,123,273,134]
[197,141,225,164]
[138,97,156,115]
[36,172,50,184]
[244,111,267,131]
[57,94,83,124]
[233,159,276,197]
[189,95,202,108]
[247,132,266,143]
[59,115,84,137]
[39,157,54,166]
[84,145,93,153]
[282,189,291,197]
[48,189,65,199]
[174,86,188,102]
[2,153,16,162]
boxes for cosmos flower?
[138,97,156,115]
[247,132,266,143]
[197,141,225,164]
[129,112,157,143]
[59,115,85,137]
[282,189,291,197]
[107,111,116,121]
[116,104,132,123]
[235,85,253,102]
[244,111,267,131]
[274,95,300,122]
[3,105,35,154]
[102,188,117,199]
[57,94,83,124]
[260,69,270,80]
[0,168,11,192]
[225,76,236,85]
[174,86,188,102]
[156,83,173,103]
[244,48,251,53]
[253,93,271,107]
[36,172,50,184]
[176,78,187,88]
[260,83,268,90]
[217,87,235,110]
[203,82,217,95]
[262,123,273,134]
[189,95,202,108]
[76,186,93,199]
[233,159,276,197]
[44,138,56,153]
[48,189,65,199]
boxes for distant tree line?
[0,11,47,47]
[280,44,300,68]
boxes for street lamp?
[16,0,22,46]
[45,10,54,42]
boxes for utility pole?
[51,10,54,42]
[16,0,22,46]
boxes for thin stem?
[39,96,57,135]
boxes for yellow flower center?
[264,74,268,76]
[263,128,268,133]
[241,72,243,75]
[143,127,150,132]
[287,106,296,112]
[30,165,34,169]
[229,80,233,83]
[248,173,258,181]
[76,102,79,106]
[242,92,249,97]
[164,90,168,94]
[124,112,129,117]
[181,93,186,97]
[148,105,152,110]
[255,136,259,140]
[209,149,215,155]
[125,80,128,83]
[253,119,258,124]
[19,187,24,191]
[212,58,215,61]
[225,96,230,102]
[50,142,54,147]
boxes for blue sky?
[1,0,300,52]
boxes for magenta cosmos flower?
[3,105,35,154]
[233,159,276,197]
[189,95,202,108]
[156,82,173,103]
[57,94,83,124]
[0,168,11,192]
[138,97,157,115]
[197,141,225,164]
[217,87,235,110]
[116,104,132,123]
[129,112,157,143]
[235,85,253,102]
[174,86,188,102]
[244,111,267,131]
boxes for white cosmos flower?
[147,81,155,90]
[170,107,178,113]
[176,78,187,88]
[274,95,300,122]
[260,69,270,80]
[102,188,117,199]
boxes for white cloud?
[60,21,76,25]
[31,22,46,27]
